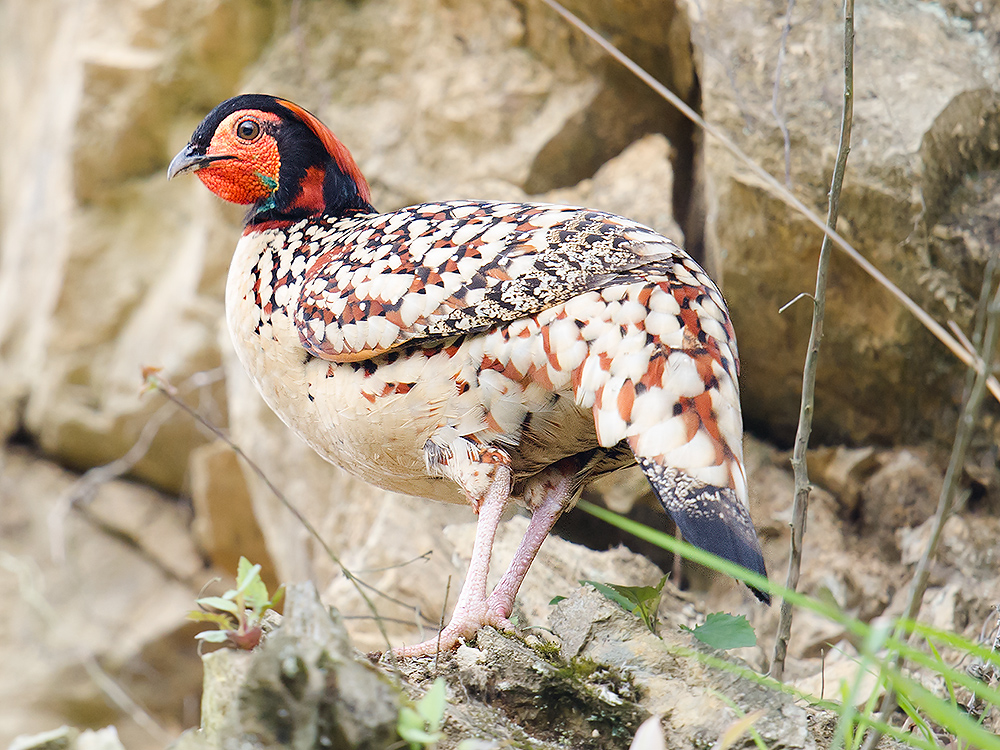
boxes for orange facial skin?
[195,110,283,205]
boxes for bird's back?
[227,200,746,513]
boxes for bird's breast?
[225,230,470,501]
[224,230,593,502]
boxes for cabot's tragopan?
[168,94,768,656]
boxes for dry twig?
[48,368,227,565]
[141,368,405,671]
[769,0,854,682]
[1,553,172,743]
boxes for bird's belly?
[230,323,467,503]
[225,265,460,501]
[226,235,599,504]
[301,346,473,502]
[227,304,593,505]
[298,338,599,500]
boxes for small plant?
[188,557,283,649]
[397,677,446,750]
[581,500,1000,749]
[582,575,667,634]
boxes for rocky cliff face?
[691,0,1000,446]
[2,0,999,745]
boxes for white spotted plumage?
[228,201,750,518]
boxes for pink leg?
[393,464,512,657]
[485,469,575,620]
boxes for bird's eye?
[235,119,261,141]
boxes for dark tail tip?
[673,511,770,605]
[750,582,771,606]
[636,459,770,604]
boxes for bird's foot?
[391,601,514,658]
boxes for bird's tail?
[635,455,769,604]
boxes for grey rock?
[173,583,401,750]
[7,728,125,750]
[689,0,1000,446]
[8,727,79,750]
[552,587,818,749]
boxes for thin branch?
[49,399,177,563]
[769,0,854,682]
[538,0,1000,404]
[141,368,403,672]
[947,319,977,358]
[778,292,814,314]
[47,370,230,580]
[355,550,434,573]
[435,575,452,675]
[860,259,1000,749]
[341,614,438,627]
[347,566,440,623]
[48,370,226,564]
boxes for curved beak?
[167,144,233,179]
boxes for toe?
[393,629,463,658]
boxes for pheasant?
[168,93,768,656]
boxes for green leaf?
[398,725,442,746]
[398,706,442,749]
[194,630,231,643]
[681,612,756,650]
[397,678,447,749]
[417,677,447,729]
[234,559,266,602]
[196,596,240,615]
[549,595,567,605]
[582,580,635,610]
[187,610,236,628]
[235,558,275,614]
[269,585,285,610]
[191,560,282,646]
[247,575,269,606]
[582,576,666,633]
[397,706,419,730]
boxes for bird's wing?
[294,200,695,361]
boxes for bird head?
[168,94,374,225]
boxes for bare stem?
[860,259,1000,749]
[769,0,854,682]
